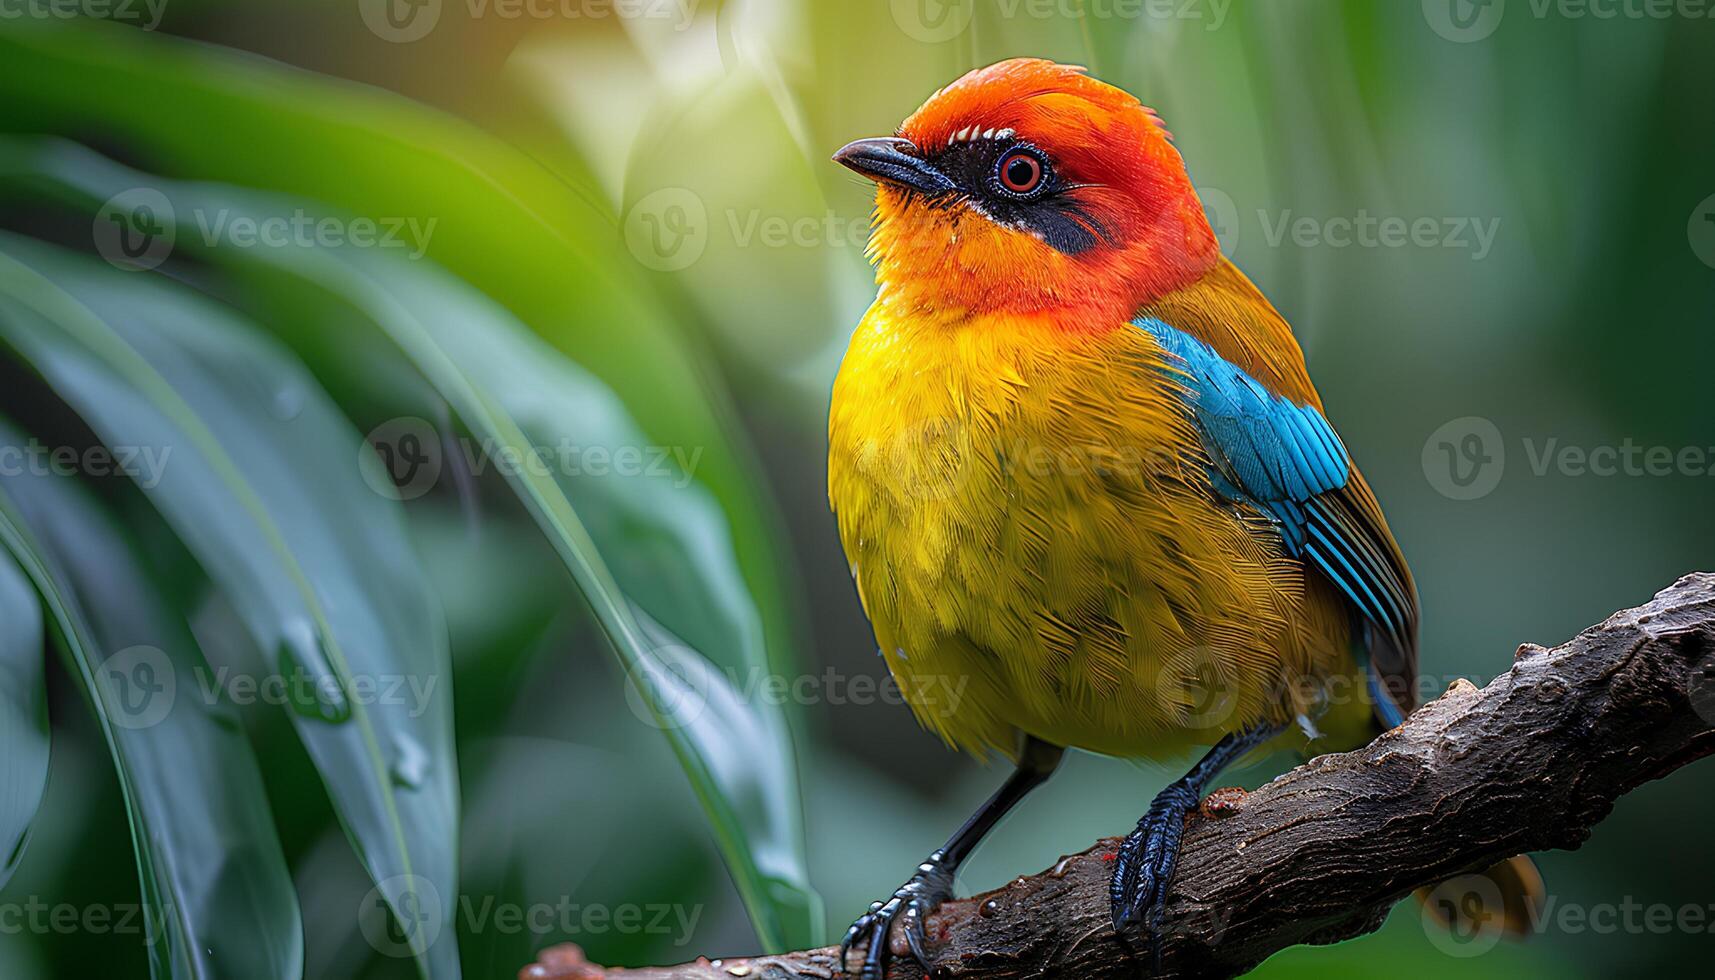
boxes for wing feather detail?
[1136,316,1420,723]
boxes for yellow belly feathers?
[827,299,1372,762]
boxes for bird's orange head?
[835,59,1218,327]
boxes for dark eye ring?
[995,149,1047,196]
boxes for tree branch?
[521,573,1715,980]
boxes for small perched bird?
[828,59,1539,976]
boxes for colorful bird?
[828,58,1539,976]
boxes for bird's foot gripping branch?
[521,573,1715,980]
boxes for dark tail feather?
[1417,855,1545,939]
[1362,620,1415,729]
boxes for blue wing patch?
[1138,318,1349,549]
[1136,317,1417,718]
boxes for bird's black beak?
[833,137,956,195]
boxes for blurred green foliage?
[0,2,1711,979]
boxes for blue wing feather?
[1137,316,1347,533]
[1136,317,1417,724]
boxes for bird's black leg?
[840,737,1064,979]
[1110,721,1285,971]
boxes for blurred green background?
[0,1,1711,978]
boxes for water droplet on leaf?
[272,384,304,421]
[275,619,350,723]
[390,734,429,789]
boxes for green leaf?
[8,135,821,948]
[0,17,801,686]
[265,214,822,950]
[0,142,820,949]
[0,421,301,979]
[0,238,460,977]
[0,545,47,892]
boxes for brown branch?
[521,573,1715,980]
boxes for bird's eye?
[996,150,1046,196]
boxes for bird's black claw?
[838,850,956,978]
[1110,783,1199,972]
[837,901,882,975]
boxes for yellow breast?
[827,299,1363,762]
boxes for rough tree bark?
[521,573,1715,980]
